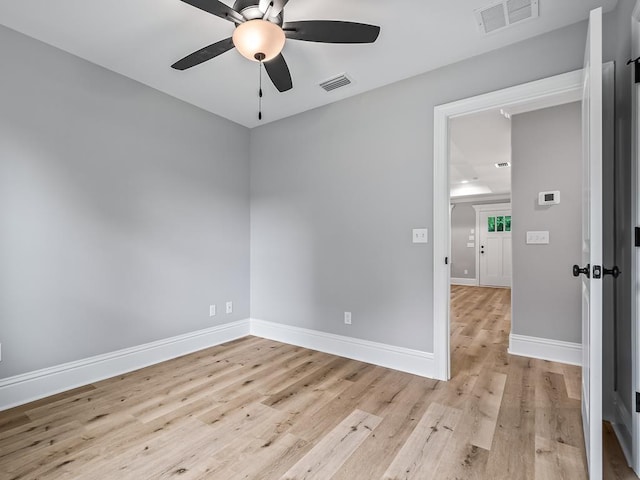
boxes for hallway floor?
[451,284,636,479]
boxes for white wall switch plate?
[467,243,475,248]
[526,231,550,244]
[412,228,428,244]
[225,301,233,314]
[464,269,468,275]
[469,235,475,241]
[209,305,216,317]
[344,312,352,325]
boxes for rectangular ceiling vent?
[495,162,511,169]
[319,74,352,92]
[475,0,538,35]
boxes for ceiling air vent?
[475,0,539,35]
[319,74,352,92]
[495,162,511,169]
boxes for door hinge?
[629,57,640,84]
[635,227,640,247]
[636,392,640,413]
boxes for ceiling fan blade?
[283,21,380,44]
[264,53,293,92]
[179,0,244,23]
[172,37,235,70]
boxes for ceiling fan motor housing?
[233,0,283,25]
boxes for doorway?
[432,69,583,382]
[476,204,512,287]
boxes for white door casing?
[433,72,583,382]
[579,7,603,479]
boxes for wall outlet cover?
[209,305,216,317]
[344,312,352,325]
[412,228,428,244]
[225,301,233,314]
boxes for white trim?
[0,320,251,412]
[451,277,478,286]
[0,319,437,412]
[508,334,581,366]
[250,319,435,378]
[471,203,512,213]
[433,69,584,382]
[450,193,511,204]
[613,391,634,468]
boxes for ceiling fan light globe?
[233,20,285,62]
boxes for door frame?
[472,203,512,287]
[632,1,640,473]
[432,70,583,381]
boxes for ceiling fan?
[172,0,381,93]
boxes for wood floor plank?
[331,376,438,480]
[534,435,587,480]
[382,402,462,479]
[280,409,382,480]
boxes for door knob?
[603,266,621,278]
[573,264,590,278]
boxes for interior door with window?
[478,209,512,287]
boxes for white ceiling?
[0,0,617,128]
[450,109,512,198]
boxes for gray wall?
[451,203,478,279]
[250,21,592,353]
[511,103,582,343]
[0,25,250,379]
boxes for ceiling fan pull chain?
[258,61,263,121]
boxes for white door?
[577,7,603,479]
[479,209,512,287]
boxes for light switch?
[526,231,550,244]
[467,243,475,248]
[412,228,428,244]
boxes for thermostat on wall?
[538,191,560,205]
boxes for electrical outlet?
[226,301,233,314]
[412,228,428,244]
[0,343,2,362]
[344,312,352,325]
[464,269,468,275]
[209,305,216,317]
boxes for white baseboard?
[451,277,477,286]
[250,319,434,378]
[1,318,437,412]
[0,320,250,412]
[612,392,634,468]
[508,334,581,366]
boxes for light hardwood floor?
[0,285,635,479]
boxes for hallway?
[450,285,634,479]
